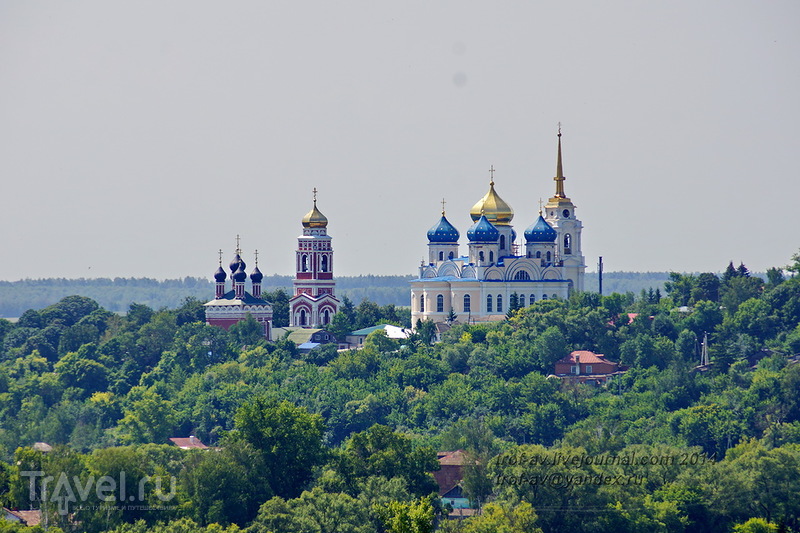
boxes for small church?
[410,130,586,325]
[204,191,339,339]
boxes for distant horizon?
[0,267,781,284]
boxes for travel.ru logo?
[21,471,177,516]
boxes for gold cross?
[254,249,259,266]
[218,249,223,266]
[489,165,495,184]
[312,187,318,204]
[558,121,562,137]
[235,234,241,253]
[538,198,543,214]
[441,198,446,215]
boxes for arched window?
[486,295,493,312]
[542,294,548,300]
[489,251,494,263]
[439,251,444,261]
[437,294,444,313]
[497,294,503,312]
[448,251,454,259]
[420,295,425,312]
[527,251,531,258]
[519,295,526,307]
[546,251,551,262]
[514,270,530,280]
[301,255,309,272]
[500,234,506,250]
[322,309,330,325]
[463,294,471,312]
[321,255,329,272]
[564,234,572,254]
[536,251,541,259]
[530,295,536,303]
[479,251,485,262]
[300,309,307,326]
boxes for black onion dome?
[229,253,243,273]
[214,266,227,282]
[232,264,247,282]
[250,265,263,283]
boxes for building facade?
[289,190,340,327]
[410,131,586,325]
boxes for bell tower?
[289,189,340,327]
[544,127,586,291]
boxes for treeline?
[0,254,799,531]
[0,275,413,318]
[1,272,692,319]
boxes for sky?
[1,1,798,281]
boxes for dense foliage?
[0,254,799,532]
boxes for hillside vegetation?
[0,257,798,532]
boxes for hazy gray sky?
[1,1,798,280]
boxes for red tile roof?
[169,436,209,449]
[555,350,612,365]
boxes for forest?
[0,256,799,533]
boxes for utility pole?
[598,256,604,295]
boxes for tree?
[413,319,437,346]
[460,501,542,533]
[355,300,381,329]
[262,288,290,327]
[375,497,435,533]
[331,424,439,497]
[232,398,326,499]
[534,326,567,371]
[732,518,779,533]
[175,296,206,326]
[694,273,721,302]
[248,488,373,533]
[228,314,265,346]
[118,388,177,444]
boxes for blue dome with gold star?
[525,215,557,243]
[427,215,459,243]
[467,215,500,242]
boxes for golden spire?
[469,165,514,225]
[547,124,572,206]
[302,187,328,228]
[554,123,566,198]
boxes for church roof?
[204,290,271,306]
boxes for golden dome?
[302,201,328,228]
[470,180,513,225]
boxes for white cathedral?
[410,131,586,325]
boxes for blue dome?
[467,215,500,242]
[214,266,227,282]
[525,215,557,243]
[427,215,460,243]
